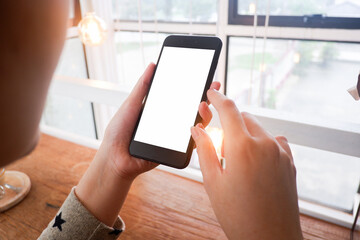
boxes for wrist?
[76,152,133,226]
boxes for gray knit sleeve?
[38,187,125,240]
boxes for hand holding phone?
[130,35,222,168]
[76,63,220,227]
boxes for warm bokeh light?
[249,3,256,14]
[78,12,107,46]
[206,127,224,157]
[293,52,301,63]
[259,63,267,72]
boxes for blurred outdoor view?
[238,0,360,17]
[43,38,97,139]
[114,32,168,91]
[227,38,360,124]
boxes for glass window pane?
[55,38,88,78]
[237,0,360,18]
[227,37,360,124]
[112,0,217,22]
[114,31,168,90]
[227,36,360,210]
[43,95,97,139]
[291,144,360,211]
[42,38,97,139]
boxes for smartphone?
[129,35,222,169]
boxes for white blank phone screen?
[134,46,215,153]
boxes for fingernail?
[280,136,288,142]
[191,126,200,139]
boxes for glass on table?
[0,168,26,210]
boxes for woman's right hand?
[191,89,303,240]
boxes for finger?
[200,82,220,127]
[126,63,156,107]
[210,81,221,90]
[207,89,249,136]
[207,82,221,104]
[111,63,155,139]
[192,123,205,149]
[240,112,268,137]
[275,136,293,159]
[199,101,212,128]
[191,126,221,181]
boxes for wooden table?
[0,134,352,239]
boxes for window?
[43,38,97,139]
[114,31,167,91]
[229,0,360,28]
[292,144,360,211]
[42,0,97,139]
[227,38,360,124]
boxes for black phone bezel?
[129,35,222,169]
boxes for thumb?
[106,63,155,141]
[118,63,155,126]
[191,126,221,182]
[126,63,155,107]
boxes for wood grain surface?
[0,134,351,239]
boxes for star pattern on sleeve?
[52,212,66,231]
[108,228,123,236]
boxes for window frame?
[228,0,360,29]
[68,0,82,27]
[42,0,98,140]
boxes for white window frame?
[41,0,360,230]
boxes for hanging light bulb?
[78,12,107,46]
